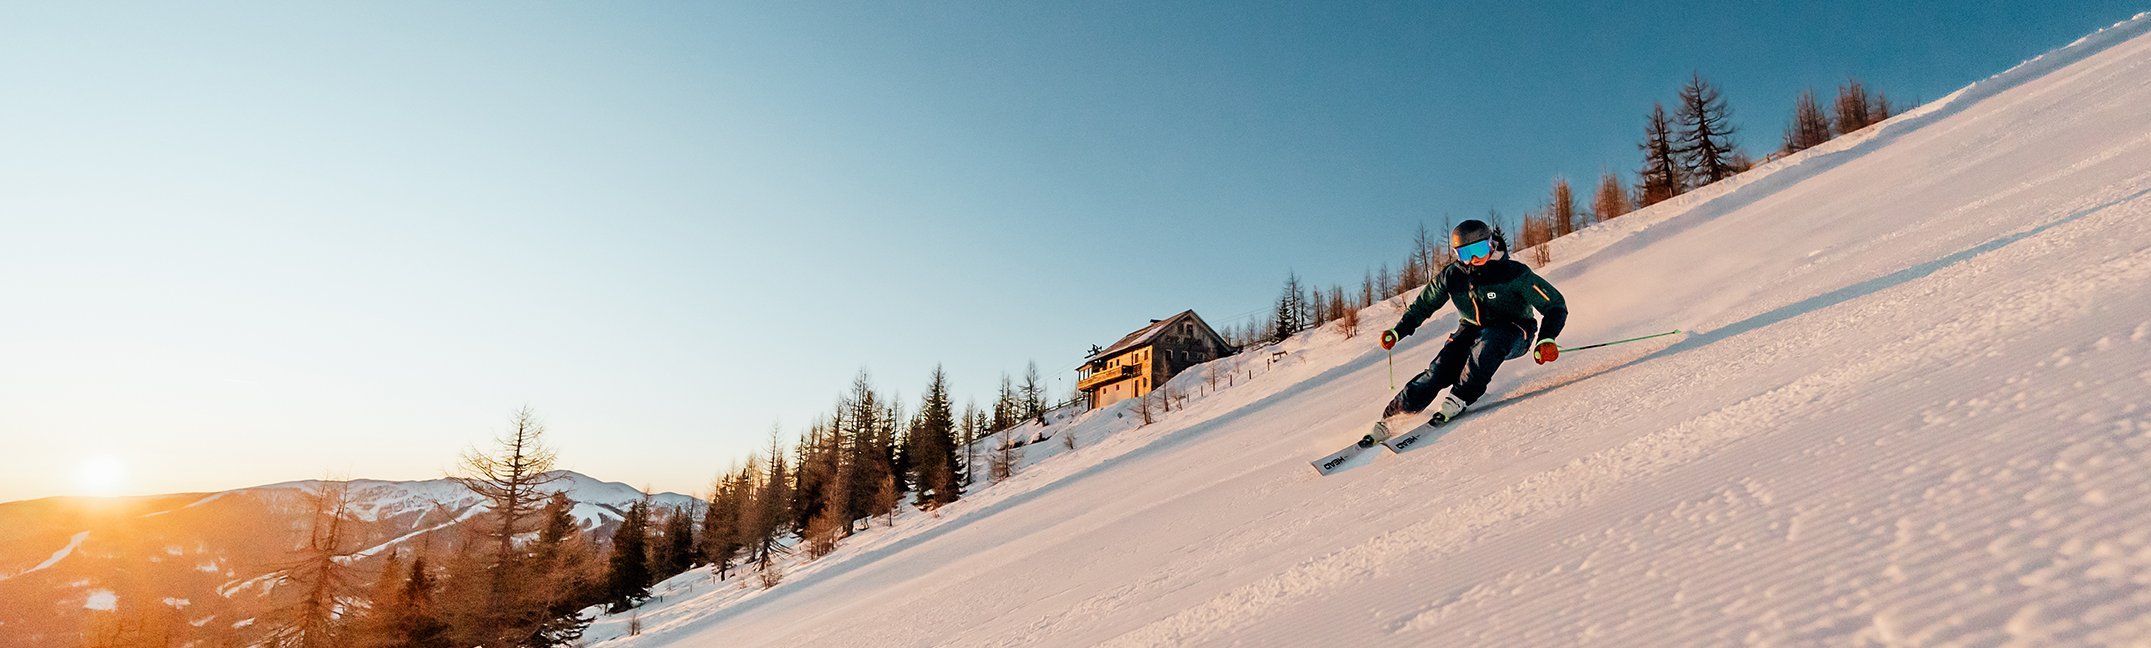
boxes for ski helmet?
[1451,219,1497,266]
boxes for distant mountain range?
[0,471,697,646]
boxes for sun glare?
[76,455,128,497]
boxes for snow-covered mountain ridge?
[593,12,2151,647]
[0,470,696,645]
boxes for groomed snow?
[597,12,2151,647]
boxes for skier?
[1364,219,1568,446]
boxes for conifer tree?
[1783,88,1833,153]
[1019,361,1046,421]
[1835,78,1874,135]
[1676,72,1739,186]
[1593,171,1631,221]
[991,374,1018,432]
[1550,177,1580,237]
[602,499,653,612]
[526,492,594,647]
[909,367,962,509]
[699,467,747,580]
[374,556,452,648]
[752,434,794,569]
[1409,223,1439,277]
[655,505,698,580]
[1638,102,1686,206]
[453,407,562,643]
[989,430,1019,483]
[957,401,980,488]
[1272,273,1306,342]
[267,483,357,648]
[844,377,895,526]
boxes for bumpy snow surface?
[604,14,2151,646]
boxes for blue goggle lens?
[1455,239,1493,262]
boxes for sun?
[75,455,128,497]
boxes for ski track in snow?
[603,12,2151,647]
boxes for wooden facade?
[1077,310,1235,409]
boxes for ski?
[1310,442,1372,476]
[1381,417,1448,454]
[1312,416,1418,475]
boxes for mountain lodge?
[1077,310,1235,409]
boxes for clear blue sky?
[2,1,2140,501]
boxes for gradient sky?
[2,1,2141,502]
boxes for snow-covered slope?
[607,13,2151,646]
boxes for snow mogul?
[1363,219,1568,447]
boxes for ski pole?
[1557,329,1683,354]
[1386,347,1395,390]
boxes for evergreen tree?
[909,367,962,509]
[1272,272,1306,342]
[699,467,746,581]
[1783,87,1833,153]
[845,376,895,526]
[374,556,452,648]
[1593,171,1631,221]
[1676,72,1739,186]
[601,499,652,612]
[655,505,698,580]
[752,434,794,569]
[526,492,594,648]
[1637,102,1685,206]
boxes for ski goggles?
[1454,238,1494,264]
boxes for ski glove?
[1380,329,1400,350]
[1533,339,1559,364]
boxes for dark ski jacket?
[1392,259,1568,341]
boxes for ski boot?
[1428,393,1469,427]
[1359,412,1417,448]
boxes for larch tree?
[267,482,357,648]
[1835,78,1874,135]
[1676,72,1740,186]
[991,374,1018,432]
[1019,361,1046,421]
[1637,102,1686,206]
[453,407,563,643]
[1550,177,1580,237]
[957,401,980,488]
[1783,88,1833,153]
[1593,171,1632,221]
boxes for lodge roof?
[1079,310,1229,367]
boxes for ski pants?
[1384,320,1535,417]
